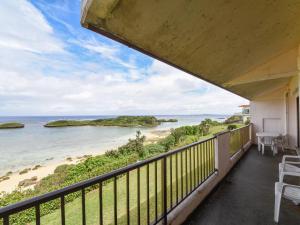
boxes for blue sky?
[0,0,247,116]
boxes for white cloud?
[70,38,137,69]
[0,0,248,116]
[0,59,248,115]
[0,0,64,53]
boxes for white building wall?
[250,88,286,144]
[250,75,299,147]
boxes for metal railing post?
[3,216,9,225]
[241,128,244,151]
[162,157,167,225]
[214,136,219,171]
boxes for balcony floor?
[183,146,300,225]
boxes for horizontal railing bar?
[230,124,250,133]
[215,124,249,136]
[0,136,217,217]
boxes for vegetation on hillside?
[0,118,244,224]
[44,116,176,128]
[157,118,178,122]
[224,115,242,124]
[0,122,24,129]
[227,124,238,130]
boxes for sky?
[0,0,248,116]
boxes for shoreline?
[0,129,170,194]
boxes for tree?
[199,120,211,136]
[118,130,145,156]
[134,130,146,157]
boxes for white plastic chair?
[273,135,286,152]
[274,172,300,223]
[274,135,298,154]
[261,136,275,155]
[279,155,300,182]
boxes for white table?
[256,132,280,154]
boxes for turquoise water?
[0,115,226,174]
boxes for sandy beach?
[0,159,81,194]
[0,129,170,194]
[144,129,170,144]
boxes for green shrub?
[142,144,165,158]
[245,118,250,125]
[105,149,121,157]
[54,164,72,174]
[170,126,199,144]
[178,135,199,146]
[118,130,145,157]
[158,135,176,151]
[227,124,238,130]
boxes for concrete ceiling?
[81,0,300,100]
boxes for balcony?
[184,146,300,225]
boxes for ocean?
[0,115,227,175]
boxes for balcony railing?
[0,136,217,225]
[229,125,250,156]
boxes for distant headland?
[0,122,24,129]
[44,116,178,128]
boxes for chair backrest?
[275,134,286,144]
[282,135,289,145]
[262,136,273,145]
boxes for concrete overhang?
[81,0,300,100]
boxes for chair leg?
[279,172,284,183]
[274,186,282,223]
[258,137,262,152]
[278,164,282,179]
[273,145,277,156]
[280,144,284,153]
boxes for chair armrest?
[282,161,300,165]
[282,162,300,173]
[281,171,300,181]
[284,147,300,156]
[282,183,300,193]
[282,155,300,163]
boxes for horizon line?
[0,113,231,117]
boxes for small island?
[44,116,178,128]
[0,122,24,129]
[157,119,178,123]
